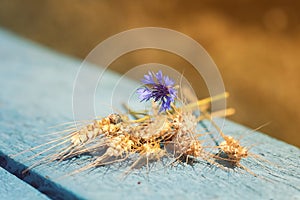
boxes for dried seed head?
[106,134,134,157]
[133,116,171,140]
[164,111,204,160]
[168,133,203,159]
[172,112,198,134]
[140,142,165,159]
[186,140,202,157]
[219,135,248,163]
[108,113,123,124]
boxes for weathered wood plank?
[0,28,299,200]
[0,167,49,200]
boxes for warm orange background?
[0,1,299,147]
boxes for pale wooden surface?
[0,28,299,200]
[0,167,49,200]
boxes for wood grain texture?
[0,28,299,200]
[0,167,49,200]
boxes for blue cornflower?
[137,70,177,112]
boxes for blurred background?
[0,0,299,147]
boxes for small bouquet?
[17,70,261,177]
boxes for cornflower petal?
[142,71,155,85]
[164,75,174,86]
[137,87,152,101]
[155,70,163,84]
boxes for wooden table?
[0,28,299,200]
